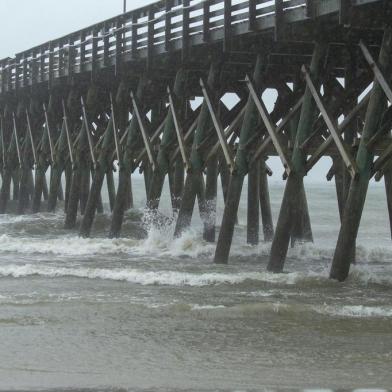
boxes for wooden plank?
[204,104,246,165]
[12,113,22,168]
[200,78,235,171]
[360,40,392,103]
[80,97,97,169]
[133,117,166,169]
[62,100,74,167]
[26,110,37,166]
[246,75,292,175]
[130,91,157,171]
[43,103,55,164]
[305,92,370,172]
[167,86,190,169]
[110,93,122,163]
[303,65,358,179]
[250,96,304,166]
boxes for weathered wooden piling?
[64,85,99,229]
[0,0,390,283]
[174,61,222,238]
[267,42,327,272]
[330,27,392,281]
[147,69,187,212]
[214,55,265,263]
[109,76,149,238]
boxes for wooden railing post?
[115,16,123,75]
[39,46,45,83]
[80,31,86,66]
[203,1,210,42]
[182,0,190,61]
[306,0,314,19]
[248,0,256,31]
[31,49,38,85]
[6,58,12,92]
[339,0,352,25]
[14,54,20,91]
[66,35,75,79]
[147,6,155,69]
[59,39,65,77]
[103,23,110,66]
[92,28,99,78]
[275,0,284,41]
[165,0,172,51]
[22,53,28,88]
[223,0,231,52]
[131,13,138,59]
[48,42,54,88]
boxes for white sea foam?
[0,234,137,256]
[314,304,392,318]
[191,304,226,310]
[0,263,317,286]
[349,264,392,286]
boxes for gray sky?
[0,0,333,182]
[0,0,153,58]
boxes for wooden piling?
[247,160,260,245]
[147,69,187,212]
[330,27,392,281]
[174,61,222,238]
[259,159,274,241]
[214,55,264,263]
[267,41,327,273]
[109,76,149,238]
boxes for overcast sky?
[0,0,336,182]
[0,0,153,58]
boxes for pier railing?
[0,0,370,94]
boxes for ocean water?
[0,176,391,391]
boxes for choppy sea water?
[0,176,392,390]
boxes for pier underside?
[0,0,392,280]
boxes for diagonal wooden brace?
[305,92,370,172]
[26,109,37,166]
[132,118,166,172]
[372,141,392,176]
[12,113,22,168]
[80,97,97,170]
[167,86,190,170]
[62,101,74,168]
[245,75,292,176]
[302,65,359,179]
[360,40,392,103]
[130,91,158,172]
[200,78,235,172]
[43,103,55,165]
[110,93,122,164]
[249,96,303,167]
[204,105,246,167]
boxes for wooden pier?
[0,0,391,281]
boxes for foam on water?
[314,304,392,318]
[0,263,310,286]
[0,234,138,256]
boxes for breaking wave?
[0,263,325,286]
[0,234,137,256]
[314,304,392,318]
